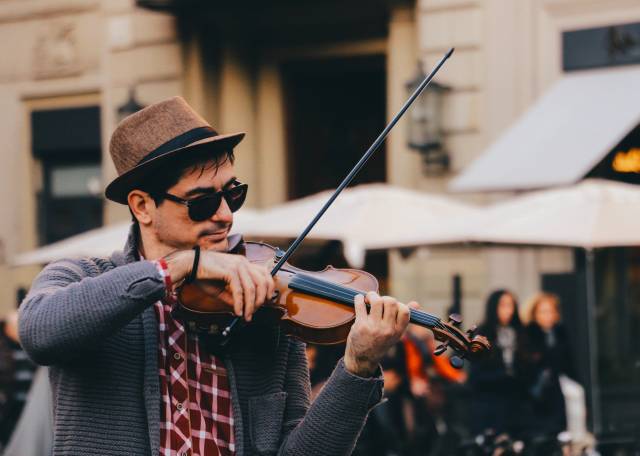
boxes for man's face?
[151,159,237,252]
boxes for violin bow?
[221,48,455,340]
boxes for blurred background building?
[0,0,639,439]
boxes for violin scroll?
[430,313,491,369]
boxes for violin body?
[177,241,490,363]
[178,241,379,344]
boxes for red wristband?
[155,258,173,295]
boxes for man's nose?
[212,197,233,223]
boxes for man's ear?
[128,190,154,226]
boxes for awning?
[449,66,640,193]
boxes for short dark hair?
[129,148,235,222]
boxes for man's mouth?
[200,228,230,241]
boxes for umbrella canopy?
[247,183,480,266]
[12,209,260,266]
[13,222,131,266]
[471,179,640,248]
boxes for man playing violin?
[19,96,413,456]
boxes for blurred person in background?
[3,366,53,456]
[468,289,526,437]
[355,341,437,456]
[0,290,37,449]
[404,325,467,399]
[404,325,468,455]
[520,292,574,437]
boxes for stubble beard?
[160,222,232,253]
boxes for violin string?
[290,274,447,330]
[291,274,444,329]
[293,274,359,299]
[290,275,360,304]
[292,274,444,328]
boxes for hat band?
[137,126,217,165]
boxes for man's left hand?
[343,291,413,377]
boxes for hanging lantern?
[405,62,450,174]
[117,87,145,123]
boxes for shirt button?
[176,402,184,411]
[173,352,182,361]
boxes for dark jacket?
[468,324,527,435]
[19,225,384,456]
[520,323,573,435]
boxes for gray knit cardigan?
[19,226,383,456]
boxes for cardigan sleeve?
[19,258,166,366]
[277,339,383,456]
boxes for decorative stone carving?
[33,21,83,79]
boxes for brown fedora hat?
[105,96,244,204]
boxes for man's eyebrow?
[183,177,237,197]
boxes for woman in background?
[354,341,437,456]
[468,289,526,436]
[522,292,574,436]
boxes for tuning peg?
[466,325,477,336]
[448,313,462,327]
[434,341,449,356]
[449,355,464,369]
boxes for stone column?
[386,4,421,188]
[385,3,424,304]
[256,61,287,206]
[218,45,259,207]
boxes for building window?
[31,106,103,244]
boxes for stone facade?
[1,0,639,328]
[0,0,182,312]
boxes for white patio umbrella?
[12,209,260,266]
[247,183,480,267]
[468,178,640,435]
[470,179,640,248]
[13,222,132,266]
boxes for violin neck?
[409,308,442,330]
[288,273,441,330]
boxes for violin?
[176,47,490,367]
[177,241,490,366]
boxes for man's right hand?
[165,250,275,321]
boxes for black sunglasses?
[163,181,248,222]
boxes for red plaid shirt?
[155,297,235,456]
